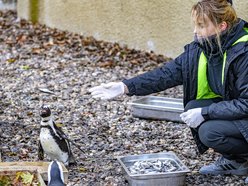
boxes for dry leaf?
[21,65,30,70]
[55,123,64,127]
[32,48,41,54]
[79,167,87,173]
[97,61,114,67]
[130,59,139,65]
[6,58,16,63]
[17,35,27,43]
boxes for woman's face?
[193,16,218,39]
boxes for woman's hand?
[89,82,125,100]
[180,108,205,128]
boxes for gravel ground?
[0,11,247,185]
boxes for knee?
[198,123,220,148]
[184,100,201,111]
[184,99,216,112]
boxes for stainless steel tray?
[128,96,184,122]
[117,152,190,186]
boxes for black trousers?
[185,99,248,162]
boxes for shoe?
[199,156,248,175]
[245,177,248,184]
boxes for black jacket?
[123,19,248,152]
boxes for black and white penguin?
[48,160,65,186]
[38,105,76,166]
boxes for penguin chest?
[40,128,69,163]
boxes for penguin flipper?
[53,123,76,166]
[54,123,68,140]
[38,140,44,160]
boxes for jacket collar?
[226,40,248,64]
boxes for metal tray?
[128,96,184,122]
[117,152,190,186]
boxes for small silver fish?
[128,159,180,175]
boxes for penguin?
[48,160,65,186]
[38,105,76,166]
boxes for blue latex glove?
[180,108,205,128]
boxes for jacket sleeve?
[122,52,185,96]
[202,53,248,120]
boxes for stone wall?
[17,0,248,58]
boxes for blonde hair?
[192,0,238,53]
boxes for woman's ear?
[219,21,228,31]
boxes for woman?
[89,0,248,175]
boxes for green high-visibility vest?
[196,28,248,99]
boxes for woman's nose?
[194,26,197,34]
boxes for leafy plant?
[0,171,40,186]
[0,175,11,186]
